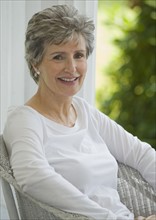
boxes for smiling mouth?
[58,77,79,82]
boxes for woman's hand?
[146,216,156,220]
[135,216,156,220]
[135,217,145,220]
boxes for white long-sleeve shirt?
[3,96,156,220]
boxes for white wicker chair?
[0,134,155,219]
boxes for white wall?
[0,0,98,133]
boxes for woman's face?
[36,35,87,99]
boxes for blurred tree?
[97,0,156,148]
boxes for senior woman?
[3,5,155,220]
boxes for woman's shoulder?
[4,105,44,132]
[3,105,45,153]
[3,105,44,142]
[73,96,106,116]
[73,96,95,110]
[73,96,108,125]
[7,105,41,121]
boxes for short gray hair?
[25,4,95,83]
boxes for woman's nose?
[64,58,77,74]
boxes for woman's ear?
[31,63,39,73]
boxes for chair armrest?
[14,187,92,220]
[117,162,156,217]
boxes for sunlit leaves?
[96,0,156,148]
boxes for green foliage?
[97,0,156,148]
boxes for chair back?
[0,134,20,219]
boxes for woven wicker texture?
[118,163,156,217]
[0,134,156,219]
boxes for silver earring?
[34,71,40,78]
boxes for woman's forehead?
[45,35,86,54]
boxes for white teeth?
[60,77,77,82]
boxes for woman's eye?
[74,53,85,59]
[53,55,64,60]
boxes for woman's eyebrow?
[49,50,86,56]
[75,50,86,53]
[49,51,65,55]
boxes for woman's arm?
[97,111,156,191]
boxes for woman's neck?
[25,91,77,127]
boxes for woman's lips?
[58,77,78,82]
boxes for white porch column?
[0,0,98,133]
[0,0,25,133]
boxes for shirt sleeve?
[3,108,121,220]
[96,110,156,191]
